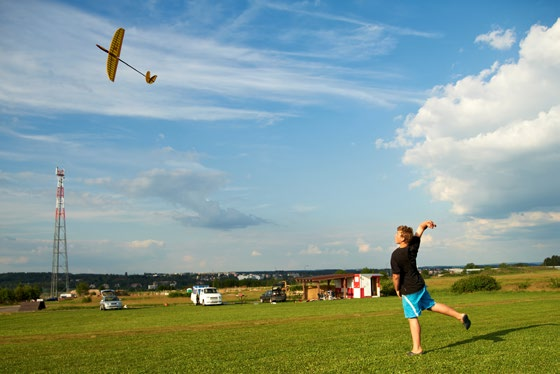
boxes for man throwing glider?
[390,220,471,356]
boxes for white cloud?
[0,256,28,265]
[357,237,383,253]
[475,27,516,50]
[382,19,560,218]
[1,3,558,274]
[126,240,165,249]
[330,248,350,256]
[119,168,267,230]
[300,244,322,255]
[83,178,112,186]
[0,0,426,123]
[357,238,371,253]
[466,211,560,237]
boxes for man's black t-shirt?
[390,235,425,295]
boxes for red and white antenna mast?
[50,167,69,298]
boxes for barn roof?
[295,273,382,283]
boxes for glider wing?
[107,28,125,82]
[97,27,157,84]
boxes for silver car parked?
[99,289,123,310]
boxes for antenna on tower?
[50,167,69,299]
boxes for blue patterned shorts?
[401,286,436,318]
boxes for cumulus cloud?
[300,244,322,255]
[475,27,516,50]
[357,238,383,253]
[120,168,266,230]
[466,211,560,238]
[378,19,560,220]
[299,244,350,256]
[357,238,370,253]
[0,256,28,265]
[126,240,165,249]
[83,177,112,185]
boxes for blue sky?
[1,0,559,274]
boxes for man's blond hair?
[397,225,414,244]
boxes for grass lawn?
[1,270,559,373]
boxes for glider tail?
[145,71,157,84]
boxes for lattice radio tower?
[50,167,69,298]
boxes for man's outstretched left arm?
[415,220,436,237]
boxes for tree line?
[543,255,560,266]
[0,284,42,304]
[1,258,556,304]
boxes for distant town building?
[237,274,262,281]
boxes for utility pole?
[50,167,69,298]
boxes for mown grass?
[1,288,559,373]
[425,267,559,292]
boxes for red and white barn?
[295,273,382,301]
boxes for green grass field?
[1,271,560,373]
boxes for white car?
[99,289,123,311]
[191,286,223,306]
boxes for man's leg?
[408,317,423,354]
[430,303,463,320]
[430,303,471,329]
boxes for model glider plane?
[96,28,157,84]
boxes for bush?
[451,275,501,293]
[380,277,397,296]
[289,284,302,292]
[0,288,16,304]
[550,278,560,288]
[0,285,41,304]
[75,282,89,296]
[543,255,560,266]
[81,296,92,303]
[14,284,42,301]
[517,281,531,290]
[167,291,187,298]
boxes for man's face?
[395,230,405,245]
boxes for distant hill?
[0,263,546,293]
[0,269,373,293]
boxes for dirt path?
[0,305,20,313]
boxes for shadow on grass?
[433,323,559,352]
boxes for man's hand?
[416,220,436,237]
[392,273,401,298]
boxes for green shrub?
[0,288,16,304]
[550,278,560,288]
[0,285,41,304]
[517,281,531,290]
[81,296,92,303]
[380,277,396,296]
[451,274,501,293]
[75,282,89,296]
[289,284,302,292]
[14,284,42,301]
[167,291,186,298]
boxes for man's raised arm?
[415,220,437,237]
